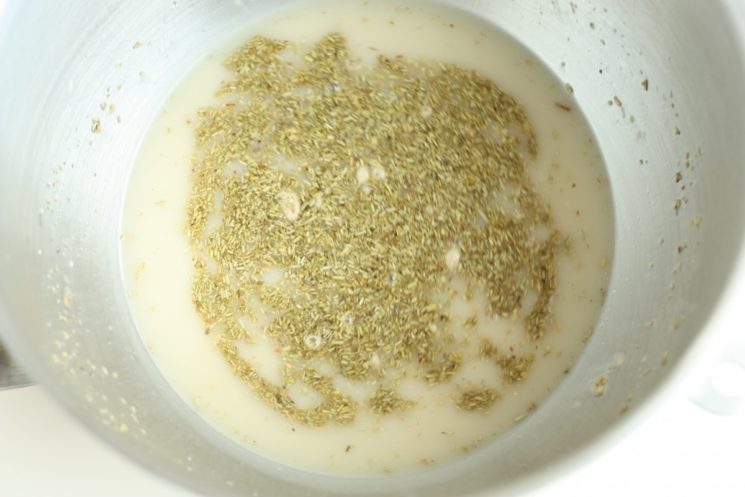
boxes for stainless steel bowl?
[1,1,744,496]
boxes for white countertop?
[1,377,743,497]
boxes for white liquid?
[121,0,613,475]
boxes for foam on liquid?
[121,0,614,475]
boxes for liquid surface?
[121,0,613,475]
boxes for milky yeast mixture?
[121,0,613,475]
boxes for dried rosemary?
[188,33,563,426]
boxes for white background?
[1,377,743,497]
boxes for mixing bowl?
[1,0,744,495]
